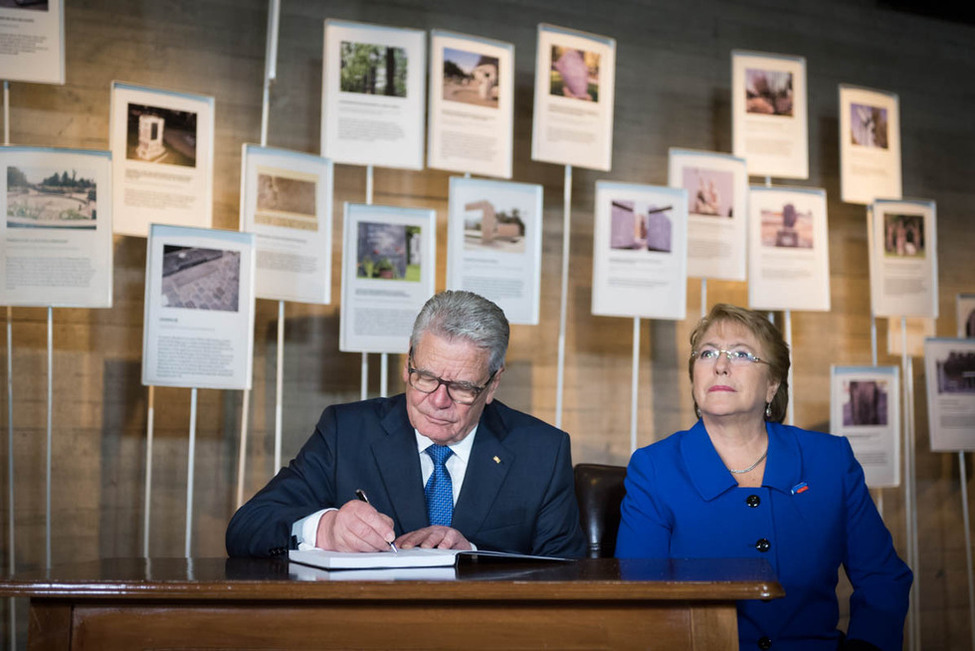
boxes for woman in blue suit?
[616,304,911,651]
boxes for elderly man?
[226,290,586,558]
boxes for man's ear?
[483,366,504,404]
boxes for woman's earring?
[695,405,702,419]
[765,403,772,419]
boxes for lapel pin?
[493,455,501,464]
[791,482,809,495]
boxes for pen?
[355,489,398,553]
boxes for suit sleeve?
[615,448,672,558]
[225,407,339,557]
[840,437,913,651]
[530,432,587,558]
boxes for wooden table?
[0,557,783,650]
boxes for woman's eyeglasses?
[691,347,768,366]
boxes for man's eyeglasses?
[407,354,497,405]
[691,347,768,366]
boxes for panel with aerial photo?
[340,41,408,97]
[126,104,197,167]
[161,245,240,312]
[6,165,97,229]
[550,46,599,102]
[442,47,499,108]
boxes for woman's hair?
[688,303,790,422]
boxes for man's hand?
[316,500,395,552]
[394,526,472,550]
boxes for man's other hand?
[394,526,472,550]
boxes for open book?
[288,548,568,571]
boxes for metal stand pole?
[143,386,155,555]
[274,300,284,470]
[5,304,14,649]
[900,318,919,651]
[700,279,707,318]
[3,77,14,649]
[238,0,283,500]
[360,165,375,400]
[958,452,975,651]
[184,388,198,558]
[45,307,52,570]
[629,318,640,454]
[555,165,572,429]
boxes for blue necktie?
[424,445,454,527]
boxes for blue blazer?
[616,420,912,651]
[226,394,586,559]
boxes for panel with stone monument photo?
[126,104,197,167]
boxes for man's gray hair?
[411,291,509,374]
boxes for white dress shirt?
[291,426,478,549]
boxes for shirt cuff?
[291,508,333,550]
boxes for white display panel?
[445,177,542,325]
[830,365,901,488]
[667,148,748,281]
[747,185,830,311]
[732,50,808,180]
[340,203,436,353]
[110,82,215,238]
[0,146,112,307]
[0,0,64,85]
[839,84,902,205]
[321,20,426,170]
[924,338,975,452]
[240,144,334,304]
[428,30,514,179]
[531,24,616,172]
[591,181,687,320]
[869,198,938,319]
[142,225,256,390]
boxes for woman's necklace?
[726,447,768,474]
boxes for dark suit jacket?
[226,394,586,558]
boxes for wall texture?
[0,0,973,648]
